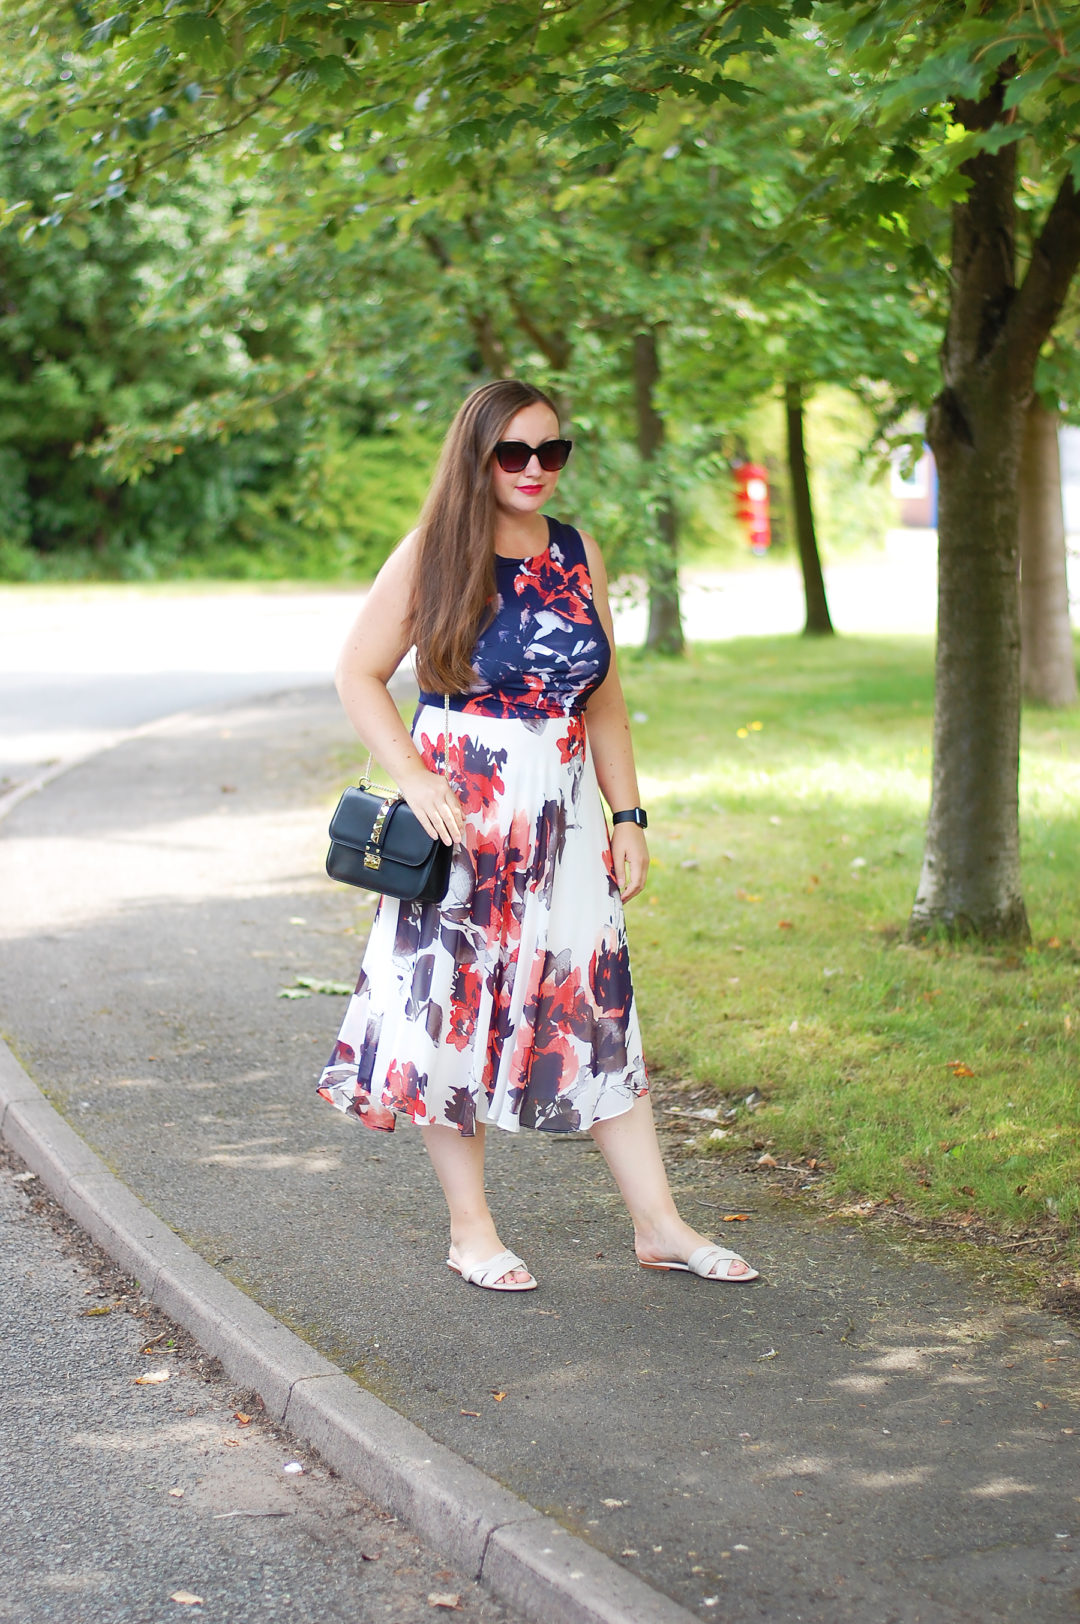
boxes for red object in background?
[734,462,771,554]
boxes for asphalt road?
[0,1141,523,1624]
[1,684,1077,1624]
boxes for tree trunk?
[907,69,1080,942]
[632,328,684,654]
[1019,399,1077,707]
[910,95,1030,941]
[784,379,833,636]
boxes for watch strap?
[611,807,648,829]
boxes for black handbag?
[326,696,454,904]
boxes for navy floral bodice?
[418,517,611,720]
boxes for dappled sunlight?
[762,1455,934,1494]
[762,1454,834,1481]
[968,1476,1039,1498]
[70,1417,223,1452]
[831,1372,891,1393]
[199,1149,340,1172]
[0,804,329,938]
[847,1467,934,1491]
[39,1572,110,1594]
[640,761,931,818]
[863,1345,950,1372]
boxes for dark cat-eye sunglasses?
[493,438,573,474]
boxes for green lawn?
[619,636,1080,1259]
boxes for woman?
[318,380,758,1291]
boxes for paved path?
[1,685,1077,1623]
[0,1143,523,1624]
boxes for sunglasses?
[493,438,573,474]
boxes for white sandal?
[640,1243,759,1283]
[447,1249,538,1292]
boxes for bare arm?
[580,532,649,902]
[335,534,464,846]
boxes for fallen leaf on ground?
[223,1437,242,1448]
[85,1304,113,1317]
[723,1214,751,1222]
[948,1061,975,1077]
[756,1154,778,1168]
[141,1333,167,1352]
[168,1488,185,1499]
[460,1410,480,1418]
[234,1412,252,1426]
[777,919,793,930]
[294,975,353,995]
[601,1497,625,1507]
[491,1391,507,1401]
[169,1593,203,1607]
[428,1595,462,1610]
[134,1369,170,1386]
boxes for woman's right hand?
[400,767,465,847]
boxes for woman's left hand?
[611,825,649,902]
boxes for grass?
[619,635,1080,1264]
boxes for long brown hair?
[409,380,560,694]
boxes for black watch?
[611,807,648,830]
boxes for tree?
[784,380,833,635]
[804,2,1080,942]
[0,119,302,576]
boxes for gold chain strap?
[361,693,451,792]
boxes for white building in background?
[890,427,1080,537]
[888,426,1080,624]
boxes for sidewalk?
[1,684,1077,1623]
[0,1145,524,1624]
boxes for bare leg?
[589,1095,755,1278]
[420,1122,533,1286]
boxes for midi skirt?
[316,703,649,1135]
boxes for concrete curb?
[0,1040,696,1624]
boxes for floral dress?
[316,517,649,1136]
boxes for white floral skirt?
[316,704,648,1135]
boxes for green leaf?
[85,12,132,48]
[293,975,352,995]
[171,13,230,71]
[1002,57,1061,113]
[313,55,348,92]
